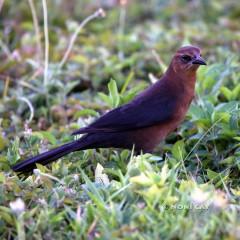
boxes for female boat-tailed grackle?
[12,45,206,173]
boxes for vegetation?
[0,0,240,239]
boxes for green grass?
[0,0,240,239]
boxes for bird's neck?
[165,65,197,91]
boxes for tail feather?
[12,140,84,173]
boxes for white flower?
[33,169,41,176]
[95,163,110,186]
[23,123,32,137]
[191,187,210,205]
[9,198,25,215]
[37,198,47,206]
[76,205,82,223]
[73,174,79,181]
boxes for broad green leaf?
[0,172,5,183]
[172,140,186,160]
[220,86,232,101]
[189,105,207,120]
[211,111,230,123]
[108,79,120,108]
[207,169,218,180]
[232,85,240,100]
[130,172,152,186]
[0,135,7,151]
[98,92,111,106]
[74,109,98,119]
[32,131,57,145]
[121,71,134,94]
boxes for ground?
[0,0,240,239]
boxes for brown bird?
[12,45,206,173]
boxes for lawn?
[0,0,240,239]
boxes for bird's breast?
[131,121,180,152]
[173,86,194,119]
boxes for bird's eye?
[181,55,192,62]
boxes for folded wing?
[72,93,176,135]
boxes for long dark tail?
[12,140,87,173]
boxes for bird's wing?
[72,93,177,135]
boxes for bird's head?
[170,46,207,75]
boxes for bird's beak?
[192,56,207,65]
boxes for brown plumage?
[12,45,206,173]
